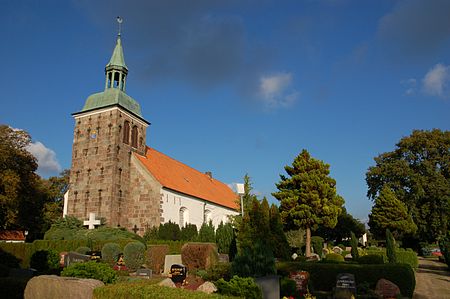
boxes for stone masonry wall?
[67,106,147,228]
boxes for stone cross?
[83,212,101,229]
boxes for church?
[63,28,239,235]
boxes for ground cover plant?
[93,280,240,299]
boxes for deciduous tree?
[366,129,449,242]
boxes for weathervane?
[117,16,123,36]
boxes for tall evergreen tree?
[350,231,359,260]
[273,149,344,257]
[216,221,234,254]
[198,220,215,242]
[386,229,397,263]
[269,203,290,259]
[368,186,417,239]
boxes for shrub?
[357,254,385,264]
[311,236,324,255]
[198,221,216,242]
[180,223,198,241]
[75,246,91,255]
[204,262,232,281]
[216,222,234,254]
[350,232,359,260]
[61,260,117,284]
[232,241,275,278]
[146,245,169,274]
[143,226,159,243]
[30,249,60,273]
[324,253,344,263]
[0,277,30,299]
[396,249,418,270]
[124,242,146,271]
[277,262,415,297]
[280,277,297,298]
[101,243,121,266]
[0,248,21,268]
[386,229,397,263]
[439,235,450,268]
[181,242,218,270]
[216,275,262,299]
[158,221,181,241]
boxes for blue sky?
[1,0,449,222]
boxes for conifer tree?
[350,231,359,260]
[386,228,397,263]
[269,203,290,259]
[273,149,344,257]
[198,220,215,242]
[368,186,417,239]
[216,221,234,254]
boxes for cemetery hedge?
[0,239,137,268]
[277,262,416,297]
[61,261,118,284]
[93,280,241,299]
[146,244,169,274]
[181,242,219,270]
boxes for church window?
[139,137,143,147]
[131,125,138,148]
[179,207,189,227]
[74,150,77,158]
[204,210,212,223]
[95,147,98,154]
[123,121,130,144]
[118,168,122,182]
[76,170,80,180]
[83,149,88,156]
[108,123,112,135]
[100,167,104,175]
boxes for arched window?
[179,207,189,227]
[204,209,212,223]
[131,125,138,148]
[123,121,130,144]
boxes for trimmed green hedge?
[0,239,138,268]
[277,262,415,297]
[147,240,187,254]
[93,280,240,299]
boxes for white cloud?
[259,72,299,110]
[422,63,450,98]
[26,141,62,175]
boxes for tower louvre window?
[131,126,138,148]
[123,121,130,144]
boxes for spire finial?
[117,16,123,36]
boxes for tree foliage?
[386,229,397,264]
[368,186,417,239]
[216,221,234,254]
[366,129,449,242]
[315,207,365,243]
[273,149,344,256]
[198,220,215,242]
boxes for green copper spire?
[76,17,144,118]
[106,35,128,70]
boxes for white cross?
[83,212,101,229]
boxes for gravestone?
[255,275,280,299]
[218,253,229,263]
[86,251,102,262]
[333,246,343,254]
[289,271,309,297]
[135,268,152,279]
[375,278,400,298]
[169,264,187,284]
[64,252,90,267]
[334,273,356,299]
[164,254,182,274]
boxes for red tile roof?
[135,147,239,210]
[0,230,26,241]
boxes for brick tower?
[67,28,150,228]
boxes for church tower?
[67,24,150,228]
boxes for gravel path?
[413,257,450,299]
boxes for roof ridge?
[146,146,217,182]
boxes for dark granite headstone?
[169,264,187,284]
[136,268,152,279]
[335,273,356,299]
[289,271,309,297]
[64,252,90,267]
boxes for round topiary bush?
[123,241,146,271]
[75,246,91,255]
[61,261,117,284]
[325,253,345,263]
[358,254,385,264]
[30,249,60,273]
[101,242,121,266]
